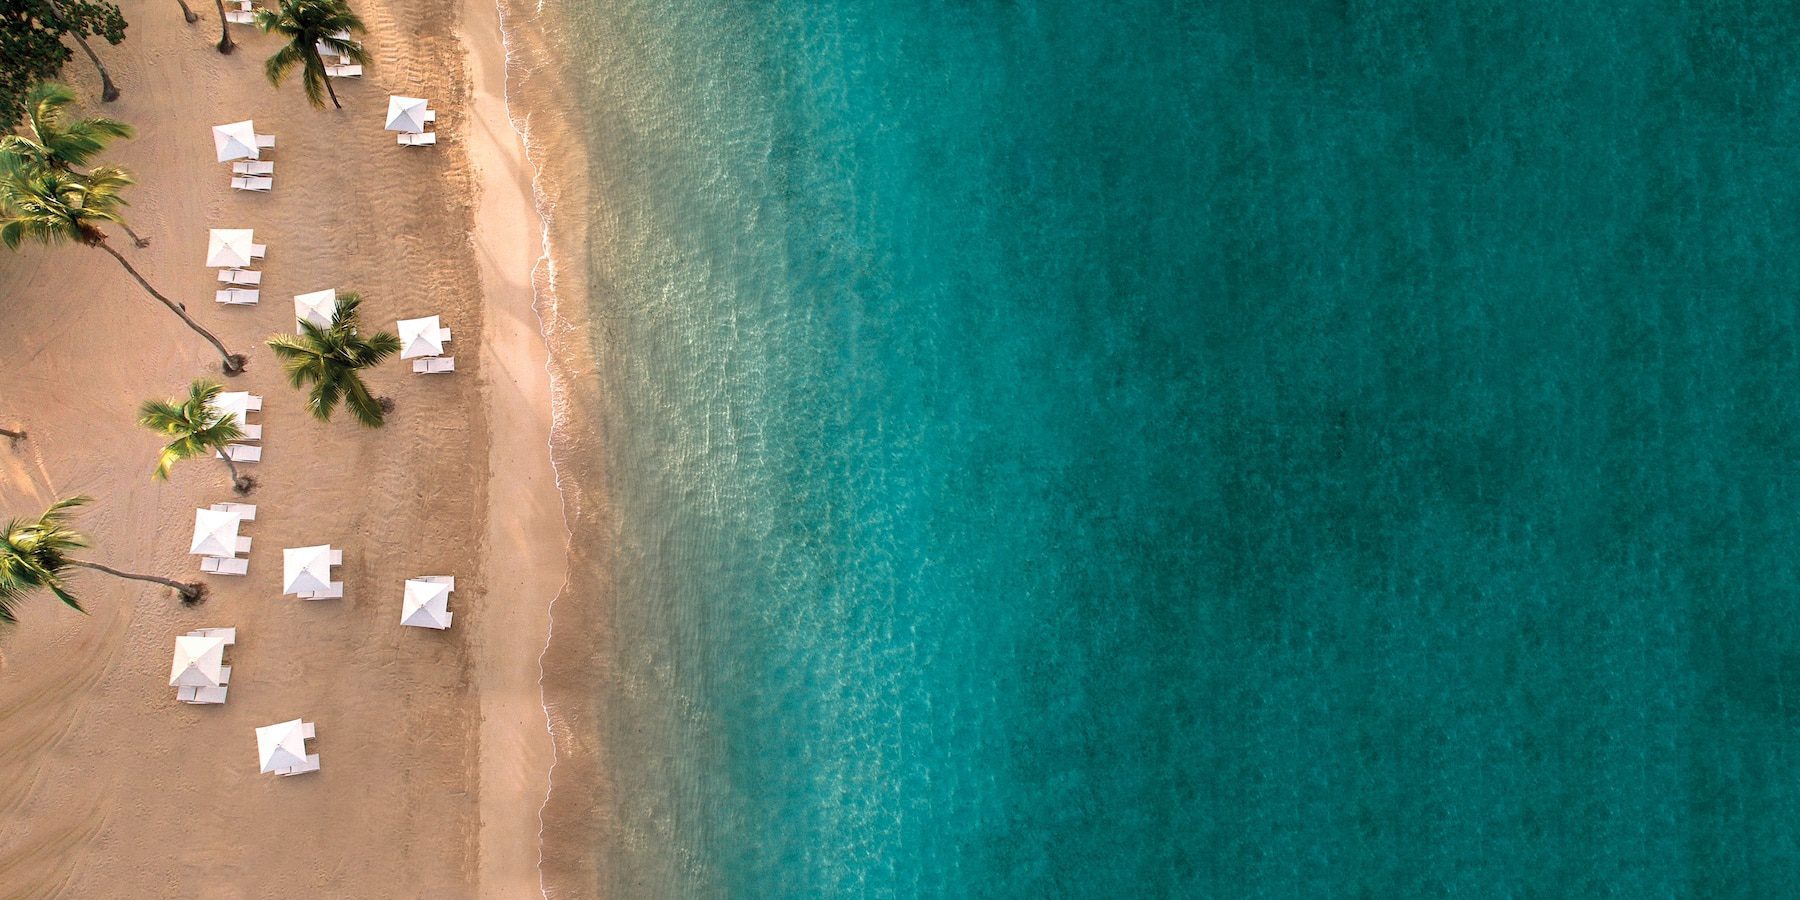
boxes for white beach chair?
[254,134,276,149]
[398,132,438,147]
[232,161,274,176]
[235,536,253,555]
[217,269,263,285]
[329,549,343,566]
[217,665,232,685]
[179,684,229,704]
[201,556,249,575]
[238,423,263,441]
[245,395,263,411]
[231,176,273,192]
[217,444,261,462]
[413,357,455,374]
[419,575,456,589]
[225,10,253,23]
[215,288,260,305]
[438,327,452,342]
[282,754,320,776]
[326,65,363,78]
[304,582,345,600]
[422,110,437,123]
[208,504,255,522]
[191,626,238,643]
[250,243,267,259]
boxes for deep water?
[556,1,1800,895]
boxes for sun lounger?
[191,626,237,643]
[326,65,363,78]
[412,356,456,374]
[254,134,275,149]
[230,175,273,191]
[238,423,262,441]
[235,0,252,9]
[279,754,320,776]
[232,161,274,176]
[398,132,438,147]
[217,269,262,285]
[420,575,455,589]
[225,10,253,23]
[216,444,261,462]
[329,549,343,565]
[302,722,315,739]
[215,288,260,305]
[250,243,267,259]
[208,504,255,521]
[201,556,249,575]
[438,327,452,342]
[244,395,263,411]
[235,535,252,555]
[422,110,437,123]
[178,684,229,704]
[303,581,345,600]
[217,665,232,685]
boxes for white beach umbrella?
[169,634,227,687]
[205,229,257,268]
[385,96,430,134]
[190,508,243,558]
[282,545,334,595]
[395,315,444,358]
[400,579,452,629]
[256,719,308,773]
[212,120,260,162]
[294,289,338,333]
[209,391,254,428]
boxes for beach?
[0,0,561,895]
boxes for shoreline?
[460,0,567,893]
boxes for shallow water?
[545,2,1800,894]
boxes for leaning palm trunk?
[213,0,235,52]
[119,221,149,247]
[95,241,246,374]
[0,426,23,440]
[313,51,341,108]
[66,30,120,102]
[66,558,201,600]
[177,0,198,22]
[220,453,253,493]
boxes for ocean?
[530,1,1800,895]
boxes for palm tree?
[254,0,368,109]
[0,163,247,374]
[265,292,398,426]
[213,0,236,53]
[0,496,202,623]
[46,0,121,102]
[139,380,255,494]
[0,82,149,247]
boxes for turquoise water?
[556,1,1800,895]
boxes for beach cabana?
[294,289,338,332]
[212,120,262,162]
[396,315,448,358]
[283,544,343,598]
[205,229,263,268]
[190,508,246,559]
[255,718,319,775]
[384,96,433,134]
[401,577,454,629]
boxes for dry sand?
[0,0,562,895]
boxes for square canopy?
[385,96,430,133]
[169,634,227,687]
[396,315,444,358]
[190,508,243,558]
[401,579,452,629]
[282,544,335,594]
[209,391,255,428]
[256,719,308,772]
[206,229,257,268]
[294,289,338,333]
[212,120,260,162]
